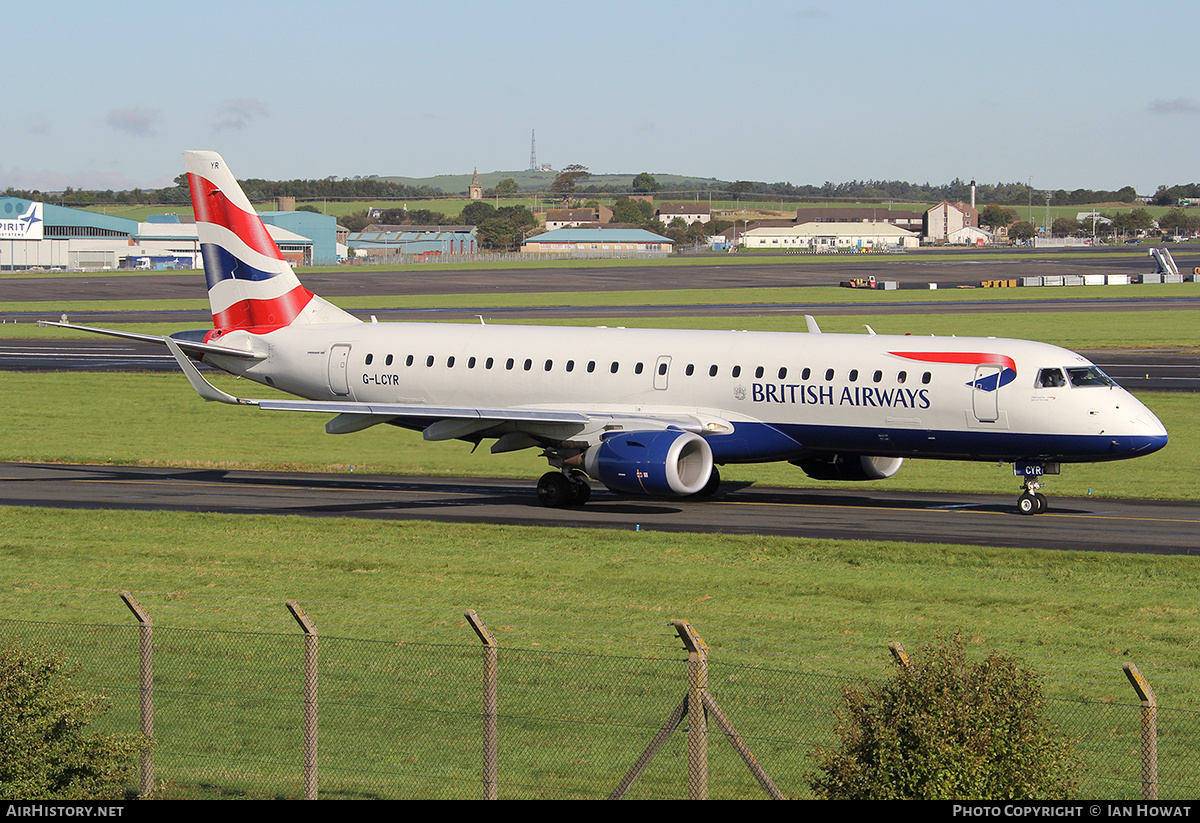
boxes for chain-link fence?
[2,592,1198,800]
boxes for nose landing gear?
[1014,461,1056,515]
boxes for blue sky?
[4,0,1198,196]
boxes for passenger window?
[873,370,882,383]
[778,367,787,380]
[566,360,575,372]
[447,356,455,368]
[801,367,811,380]
[405,355,414,367]
[365,354,374,365]
[755,366,764,379]
[849,369,858,382]
[897,371,907,384]
[709,365,718,377]
[922,372,931,384]
[610,361,619,374]
[385,354,393,366]
[468,356,476,369]
[426,355,434,367]
[506,358,514,370]
[686,364,695,376]
[485,357,494,369]
[659,363,668,376]
[635,362,644,374]
[587,361,596,373]
[544,360,553,371]
[825,369,834,381]
[732,365,742,378]
[523,359,532,371]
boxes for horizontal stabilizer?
[38,321,265,360]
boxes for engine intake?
[584,430,714,496]
[792,454,904,482]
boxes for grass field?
[3,508,1199,798]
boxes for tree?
[493,178,519,197]
[1051,217,1079,237]
[1157,208,1197,236]
[631,172,660,193]
[549,164,590,194]
[0,640,144,799]
[1009,221,1036,242]
[809,634,1080,800]
[610,197,655,226]
[979,204,1017,230]
[460,200,497,225]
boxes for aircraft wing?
[163,337,717,441]
[37,320,265,360]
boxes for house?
[545,207,613,230]
[925,201,980,243]
[655,202,711,226]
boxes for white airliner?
[46,151,1168,514]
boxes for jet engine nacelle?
[792,454,904,482]
[584,430,714,496]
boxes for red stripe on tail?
[187,172,285,261]
[212,285,314,332]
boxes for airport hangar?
[0,196,341,271]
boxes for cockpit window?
[1036,368,1066,388]
[1066,366,1116,388]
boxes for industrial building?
[741,222,919,251]
[520,227,673,254]
[0,196,334,271]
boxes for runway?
[3,463,1195,556]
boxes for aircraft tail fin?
[184,150,357,333]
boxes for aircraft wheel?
[1017,492,1038,516]
[537,472,573,508]
[695,466,721,497]
[1035,493,1048,514]
[567,474,592,507]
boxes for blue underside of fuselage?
[704,421,1168,465]
[387,417,1166,466]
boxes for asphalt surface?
[3,463,1197,556]
[4,245,1198,301]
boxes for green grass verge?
[6,305,1199,353]
[2,509,1198,798]
[4,279,1197,317]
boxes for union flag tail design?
[185,150,357,333]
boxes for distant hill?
[379,170,727,194]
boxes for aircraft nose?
[1126,410,1168,456]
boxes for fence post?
[1122,663,1158,801]
[286,601,318,800]
[888,641,912,670]
[118,591,153,798]
[674,619,709,800]
[465,610,498,800]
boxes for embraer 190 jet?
[45,152,1168,514]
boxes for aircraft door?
[328,344,352,396]
[654,355,671,390]
[971,364,1001,422]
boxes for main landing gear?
[534,466,723,508]
[537,470,591,508]
[1016,476,1048,516]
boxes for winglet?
[804,315,822,334]
[164,337,254,405]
